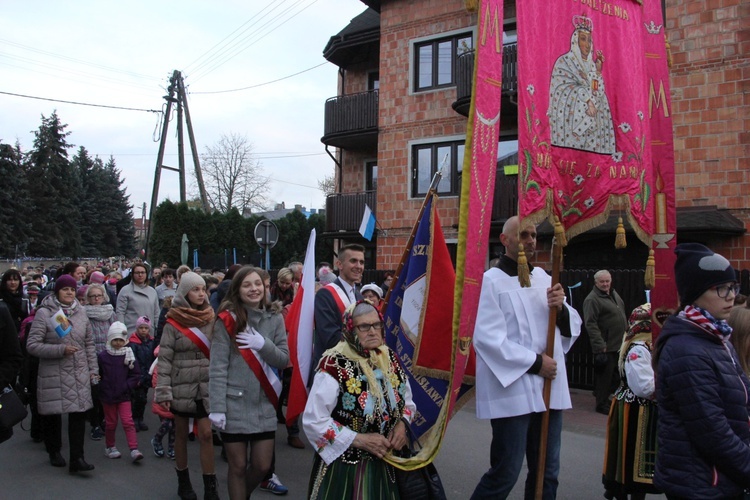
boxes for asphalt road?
[0,388,665,499]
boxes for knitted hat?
[107,321,129,346]
[361,283,384,299]
[76,285,89,299]
[54,274,77,294]
[674,243,736,306]
[89,271,106,284]
[26,283,40,295]
[136,316,152,329]
[176,271,206,300]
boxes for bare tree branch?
[192,133,270,213]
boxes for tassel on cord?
[645,249,656,289]
[464,0,478,12]
[517,243,531,288]
[554,216,568,248]
[665,36,673,69]
[615,217,627,249]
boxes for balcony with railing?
[321,90,379,150]
[324,190,377,236]
[453,44,519,121]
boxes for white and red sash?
[219,311,282,408]
[166,318,211,359]
[322,282,350,316]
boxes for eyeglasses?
[714,283,740,299]
[88,294,104,299]
[354,322,384,333]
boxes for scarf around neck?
[166,305,215,328]
[106,344,135,368]
[679,304,733,341]
[85,303,114,322]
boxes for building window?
[366,160,378,191]
[412,140,464,197]
[414,32,473,92]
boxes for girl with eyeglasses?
[84,283,117,440]
[653,243,750,498]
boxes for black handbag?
[0,386,28,429]
[393,421,447,500]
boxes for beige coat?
[155,319,214,414]
[26,294,97,415]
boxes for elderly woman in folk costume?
[303,300,416,499]
[602,303,660,500]
[155,272,219,500]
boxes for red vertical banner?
[450,0,504,417]
[642,0,678,334]
[517,0,655,246]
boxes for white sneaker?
[130,449,144,462]
[105,446,121,459]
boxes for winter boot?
[176,467,198,500]
[203,473,220,500]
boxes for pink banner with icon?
[517,0,654,244]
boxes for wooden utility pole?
[144,70,210,260]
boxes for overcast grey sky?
[0,0,367,216]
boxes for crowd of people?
[1,229,749,500]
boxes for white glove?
[236,328,265,350]
[208,412,226,430]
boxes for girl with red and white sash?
[154,271,218,500]
[209,266,289,500]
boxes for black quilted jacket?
[654,315,750,499]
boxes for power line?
[0,90,160,113]
[188,0,318,83]
[190,62,328,94]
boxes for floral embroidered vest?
[319,349,408,464]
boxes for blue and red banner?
[384,195,473,468]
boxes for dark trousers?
[594,352,620,410]
[42,412,87,460]
[131,386,148,420]
[471,410,562,500]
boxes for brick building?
[320,0,748,271]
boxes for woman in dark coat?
[654,243,750,499]
[0,268,30,331]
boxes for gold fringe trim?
[645,249,655,289]
[521,193,653,250]
[665,36,673,69]
[615,217,627,249]
[518,243,531,287]
[464,0,478,12]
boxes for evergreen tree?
[148,200,184,267]
[26,111,81,257]
[0,141,32,257]
[71,147,101,255]
[102,156,135,257]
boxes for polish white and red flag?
[284,229,316,426]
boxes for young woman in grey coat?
[209,266,289,500]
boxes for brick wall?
[374,0,477,269]
[667,0,750,266]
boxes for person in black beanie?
[653,243,750,499]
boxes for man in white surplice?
[471,216,581,500]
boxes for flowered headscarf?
[618,303,652,375]
[341,300,385,358]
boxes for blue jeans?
[471,410,562,500]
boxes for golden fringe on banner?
[464,0,479,12]
[518,243,531,287]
